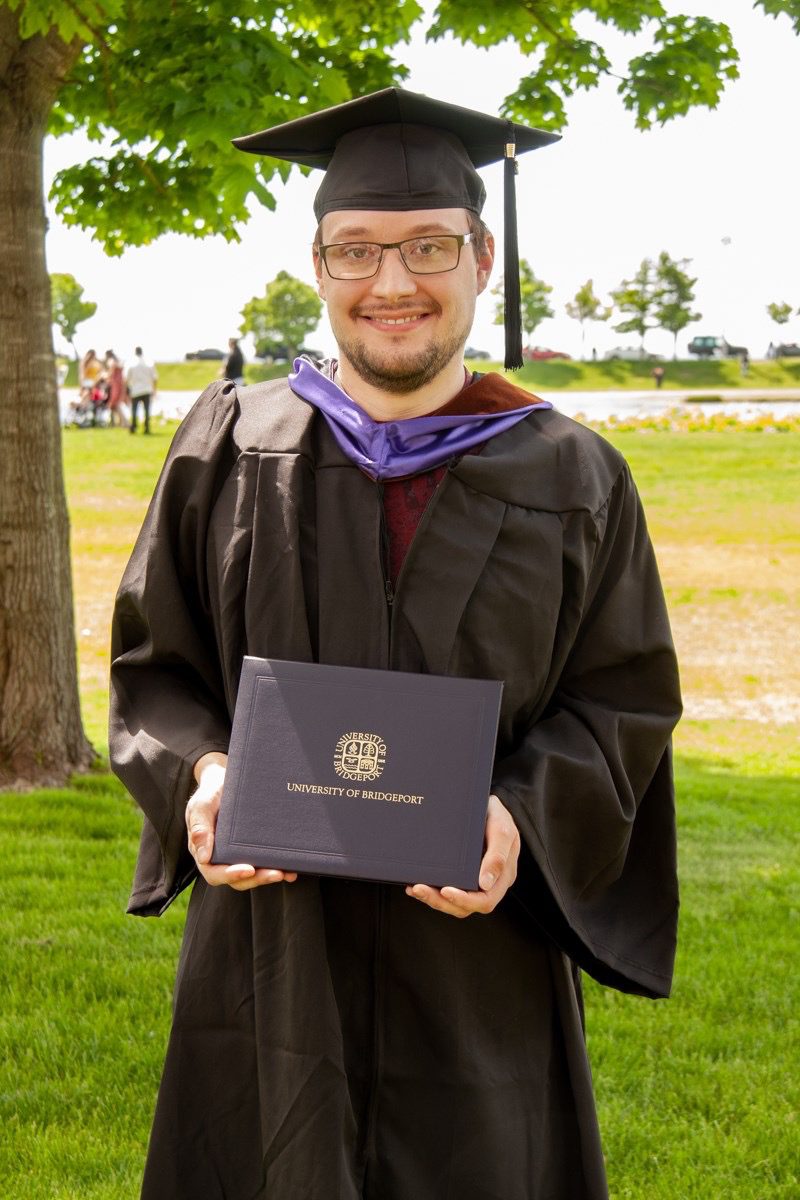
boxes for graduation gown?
[109,377,681,1200]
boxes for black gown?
[109,376,681,1200]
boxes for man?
[221,336,245,385]
[110,89,680,1200]
[126,345,157,434]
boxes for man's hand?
[405,794,520,918]
[186,751,298,891]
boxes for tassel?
[503,126,523,370]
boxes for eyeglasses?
[318,233,473,280]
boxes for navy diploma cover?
[213,657,503,889]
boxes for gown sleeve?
[491,464,682,999]
[109,382,239,916]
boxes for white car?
[603,346,660,361]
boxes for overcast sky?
[44,0,800,364]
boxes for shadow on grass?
[515,360,585,387]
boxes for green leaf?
[50,271,97,345]
[754,0,800,35]
[43,0,416,253]
[619,17,739,128]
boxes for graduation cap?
[234,88,560,370]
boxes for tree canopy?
[611,259,658,349]
[9,0,800,257]
[493,260,554,341]
[50,272,97,359]
[240,272,323,360]
[565,280,611,356]
[653,252,701,358]
[766,301,793,327]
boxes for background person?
[126,345,157,434]
[221,336,245,385]
[105,349,127,427]
[78,348,102,403]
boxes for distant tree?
[654,253,701,359]
[241,273,323,362]
[50,273,97,361]
[493,260,554,344]
[766,301,793,329]
[565,280,611,358]
[611,259,659,351]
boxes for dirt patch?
[73,539,800,734]
[660,541,799,726]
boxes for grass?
[2,418,798,1196]
[504,355,800,393]
[2,759,796,1198]
[59,355,800,393]
[590,757,799,1199]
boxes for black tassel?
[503,127,523,370]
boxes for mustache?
[351,302,441,319]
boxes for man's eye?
[409,240,443,257]
[342,244,375,260]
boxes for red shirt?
[382,374,536,587]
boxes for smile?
[359,312,433,327]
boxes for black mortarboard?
[234,88,560,369]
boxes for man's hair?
[313,212,491,259]
[465,211,490,258]
[134,345,143,356]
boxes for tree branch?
[520,1,575,48]
[131,151,170,195]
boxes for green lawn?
[1,421,798,1197]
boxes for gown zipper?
[377,480,394,609]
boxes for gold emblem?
[334,732,387,781]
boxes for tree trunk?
[0,14,93,787]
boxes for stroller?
[67,378,111,427]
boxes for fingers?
[186,758,298,890]
[405,795,521,918]
[186,788,222,867]
[405,882,495,918]
[479,797,520,892]
[201,865,298,891]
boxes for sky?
[43,0,800,365]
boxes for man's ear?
[476,231,495,297]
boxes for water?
[59,386,800,427]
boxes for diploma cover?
[213,657,503,889]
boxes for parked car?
[523,346,571,361]
[688,335,748,359]
[602,346,662,362]
[185,347,225,360]
[774,342,800,358]
[257,345,324,364]
[464,346,491,360]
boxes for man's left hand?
[405,794,520,918]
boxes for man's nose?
[370,247,418,298]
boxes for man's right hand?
[186,751,298,891]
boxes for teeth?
[374,315,422,324]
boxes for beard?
[335,307,472,395]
